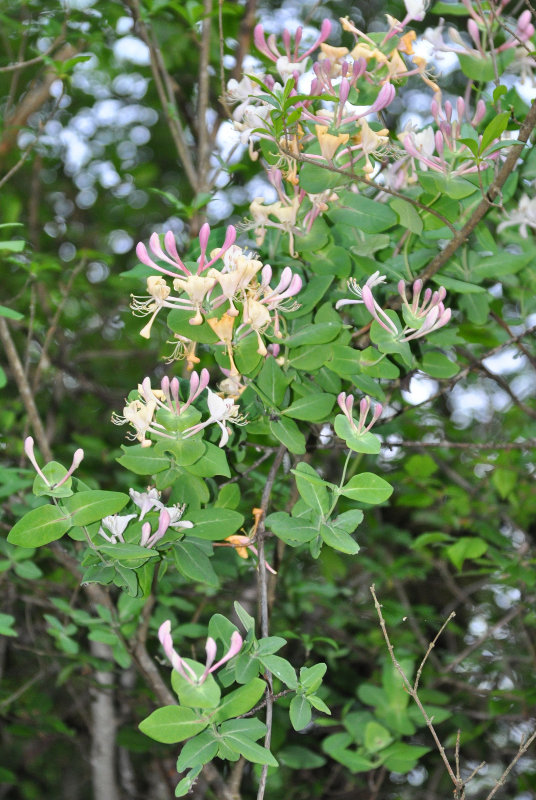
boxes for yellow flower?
[315,125,350,162]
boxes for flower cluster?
[337,272,451,341]
[400,95,492,177]
[99,489,193,547]
[112,369,246,449]
[158,620,243,686]
[337,393,383,435]
[132,224,302,362]
[98,491,193,549]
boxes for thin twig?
[444,604,524,673]
[256,445,286,800]
[370,584,461,793]
[414,612,456,692]
[0,317,52,460]
[484,729,536,800]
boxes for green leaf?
[290,694,312,731]
[98,543,158,567]
[171,664,221,709]
[421,351,459,379]
[186,442,230,478]
[320,524,360,555]
[380,742,430,773]
[283,393,335,422]
[157,437,206,467]
[329,193,397,233]
[287,345,328,371]
[285,322,341,348]
[213,678,267,723]
[492,467,517,499]
[300,663,327,693]
[340,473,393,505]
[0,240,24,252]
[175,767,203,797]
[0,613,17,637]
[8,505,72,547]
[218,722,278,766]
[173,540,218,587]
[64,491,129,525]
[364,721,393,753]
[176,732,218,772]
[32,462,73,497]
[458,49,515,82]
[293,462,331,515]
[187,508,244,540]
[331,509,364,532]
[139,706,208,743]
[389,198,423,235]
[298,162,342,193]
[256,357,289,407]
[269,417,305,454]
[215,483,240,509]
[446,537,488,571]
[334,415,381,455]
[259,655,298,689]
[0,304,23,320]
[322,733,376,773]
[432,275,486,294]
[116,444,171,475]
[265,512,318,545]
[480,111,510,154]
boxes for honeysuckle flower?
[217,534,277,574]
[137,224,236,279]
[336,272,398,334]
[140,508,170,548]
[337,274,451,341]
[24,436,84,489]
[141,370,210,418]
[111,398,159,447]
[130,276,185,340]
[182,388,246,447]
[402,0,429,24]
[98,514,137,544]
[129,487,163,520]
[254,19,332,81]
[397,278,451,340]
[166,503,194,529]
[315,125,350,162]
[337,393,383,434]
[497,194,536,238]
[207,313,240,376]
[158,620,243,685]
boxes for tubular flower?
[158,621,243,685]
[182,388,247,448]
[97,514,138,544]
[397,279,451,340]
[112,370,210,448]
[254,19,332,81]
[337,393,383,434]
[24,436,84,489]
[337,274,451,341]
[133,225,236,332]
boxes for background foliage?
[1,0,536,799]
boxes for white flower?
[182,388,246,447]
[404,0,429,22]
[129,488,163,520]
[98,514,137,543]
